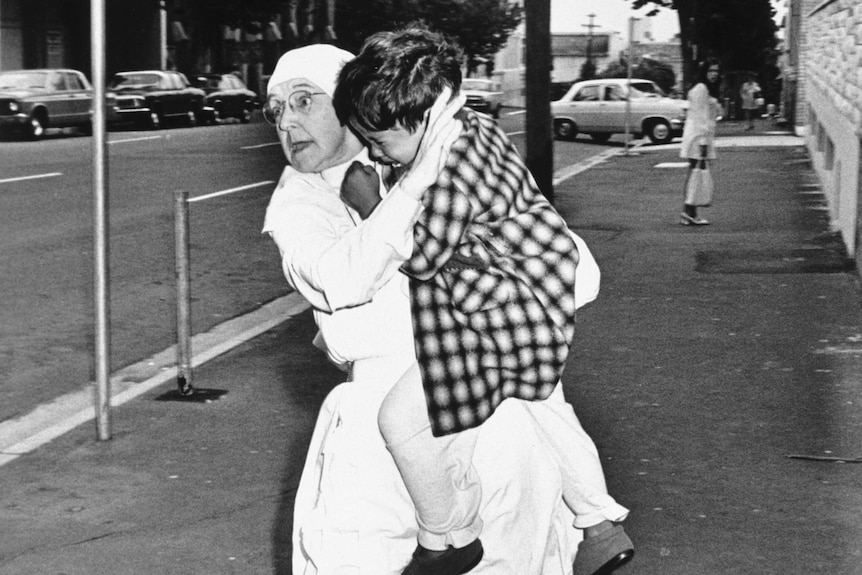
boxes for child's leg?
[522,386,634,574]
[522,384,629,528]
[378,362,483,551]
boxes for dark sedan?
[107,70,206,129]
[192,73,257,124]
[0,68,105,139]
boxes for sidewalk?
[2,127,862,575]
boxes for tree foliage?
[627,0,778,91]
[334,0,522,75]
[598,57,676,95]
[578,59,597,83]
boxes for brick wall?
[803,0,862,256]
[806,0,862,128]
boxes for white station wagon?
[552,78,686,144]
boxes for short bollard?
[175,190,193,395]
[154,190,228,403]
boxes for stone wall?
[793,0,825,129]
[804,0,862,257]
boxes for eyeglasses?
[263,90,326,127]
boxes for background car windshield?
[462,79,493,91]
[108,73,161,90]
[194,76,221,90]
[0,71,48,90]
[629,82,665,98]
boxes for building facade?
[798,0,862,264]
[550,30,624,84]
[0,0,334,95]
[1,0,95,72]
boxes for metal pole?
[159,0,168,70]
[525,0,553,203]
[174,190,193,395]
[91,0,111,441]
[624,17,636,155]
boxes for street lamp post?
[582,13,597,77]
[624,17,639,155]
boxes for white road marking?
[241,141,281,150]
[108,135,163,145]
[553,144,646,185]
[0,172,62,185]
[0,292,311,467]
[188,181,275,203]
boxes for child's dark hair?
[696,57,722,98]
[333,26,463,132]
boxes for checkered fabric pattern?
[402,109,579,436]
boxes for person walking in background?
[679,57,722,226]
[739,74,761,131]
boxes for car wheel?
[26,112,46,140]
[553,119,578,141]
[646,120,672,144]
[240,106,252,124]
[590,133,611,143]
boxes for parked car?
[191,73,257,124]
[107,70,206,129]
[0,68,107,139]
[462,78,504,119]
[551,78,686,144]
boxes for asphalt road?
[0,110,623,427]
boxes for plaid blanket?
[402,109,579,436]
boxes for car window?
[48,73,67,91]
[194,76,216,90]
[630,81,664,98]
[166,74,184,90]
[65,73,85,91]
[573,86,600,102]
[108,73,161,90]
[218,77,232,90]
[462,79,496,92]
[604,85,625,101]
[0,71,49,90]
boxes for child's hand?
[399,87,466,200]
[341,161,382,220]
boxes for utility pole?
[624,17,639,156]
[583,13,598,70]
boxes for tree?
[334,0,522,76]
[578,59,597,82]
[635,58,676,94]
[598,56,676,94]
[627,0,778,91]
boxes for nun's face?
[266,78,361,173]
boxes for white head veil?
[266,44,355,97]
